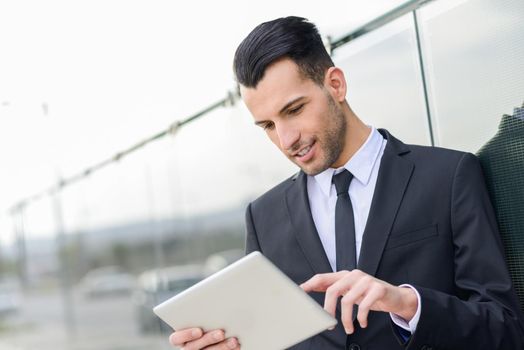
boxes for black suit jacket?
[245,129,524,349]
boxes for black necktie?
[333,169,357,272]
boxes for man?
[170,16,524,349]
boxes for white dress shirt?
[306,126,421,333]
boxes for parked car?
[78,266,136,299]
[204,249,244,275]
[0,278,20,316]
[134,264,205,333]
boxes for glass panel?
[0,103,297,349]
[333,13,432,146]
[419,0,524,151]
[419,0,524,310]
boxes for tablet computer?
[153,251,337,349]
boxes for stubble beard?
[299,95,347,176]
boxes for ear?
[323,67,347,103]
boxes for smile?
[293,141,316,162]
[297,145,312,157]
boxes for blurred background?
[0,0,523,349]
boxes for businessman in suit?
[170,17,524,349]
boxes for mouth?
[292,141,316,162]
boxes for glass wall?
[0,103,297,350]
[333,13,432,146]
[418,0,524,152]
[418,0,524,310]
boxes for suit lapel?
[358,129,414,276]
[284,130,414,278]
[285,172,348,342]
[285,172,334,275]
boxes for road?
[0,288,174,350]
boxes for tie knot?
[332,169,353,196]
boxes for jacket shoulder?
[380,128,470,166]
[404,143,471,165]
[249,171,299,211]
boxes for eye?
[262,121,275,131]
[288,104,304,115]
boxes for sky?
[0,1,406,244]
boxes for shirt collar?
[311,127,384,197]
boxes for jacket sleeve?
[406,153,524,349]
[245,203,262,254]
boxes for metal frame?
[8,0,438,212]
[331,0,435,51]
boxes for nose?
[276,123,300,152]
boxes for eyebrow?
[279,96,306,115]
[254,96,306,127]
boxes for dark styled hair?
[233,16,334,88]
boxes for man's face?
[240,58,347,176]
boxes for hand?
[300,270,417,334]
[169,328,240,350]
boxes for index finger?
[169,328,203,346]
[300,271,348,292]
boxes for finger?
[323,270,364,317]
[182,330,225,350]
[340,273,376,333]
[169,328,203,346]
[356,287,381,329]
[358,281,390,328]
[300,271,347,292]
[204,337,240,350]
[339,283,365,333]
[323,277,351,317]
